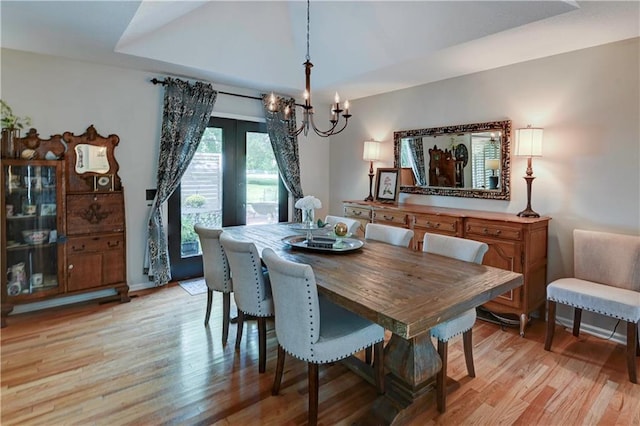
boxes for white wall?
[1,48,330,287]
[3,39,638,335]
[329,38,640,335]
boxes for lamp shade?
[363,140,381,161]
[485,159,500,170]
[515,126,543,157]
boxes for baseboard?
[477,307,628,345]
[11,289,117,314]
[555,313,626,345]
[9,281,156,315]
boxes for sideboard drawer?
[412,214,461,236]
[373,209,409,227]
[343,205,371,220]
[465,219,522,241]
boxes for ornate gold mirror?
[393,120,511,200]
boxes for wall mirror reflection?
[394,120,511,200]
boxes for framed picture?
[94,174,114,191]
[40,203,57,216]
[374,168,400,204]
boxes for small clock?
[94,174,114,191]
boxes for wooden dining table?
[223,223,523,425]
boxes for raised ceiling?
[1,1,638,103]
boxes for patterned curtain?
[147,78,218,286]
[408,137,427,186]
[261,94,304,222]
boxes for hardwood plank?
[1,286,638,425]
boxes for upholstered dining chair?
[324,215,361,235]
[422,232,489,413]
[545,229,640,383]
[262,248,385,426]
[194,225,233,344]
[220,233,275,374]
[364,223,414,248]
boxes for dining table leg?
[368,332,442,425]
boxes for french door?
[167,117,287,280]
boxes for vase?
[1,128,20,159]
[302,208,315,227]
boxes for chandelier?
[269,0,351,138]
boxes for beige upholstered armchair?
[220,233,275,374]
[545,229,640,383]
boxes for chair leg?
[544,300,556,351]
[436,339,448,413]
[235,310,245,349]
[258,316,267,373]
[462,329,475,378]
[204,289,213,326]
[365,346,372,365]
[308,362,319,426]
[627,321,638,383]
[272,344,286,395]
[222,293,231,345]
[573,307,582,337]
[374,341,385,394]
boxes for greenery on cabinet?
[0,100,31,130]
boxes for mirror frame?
[393,119,511,200]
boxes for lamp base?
[517,175,540,218]
[517,208,540,218]
[365,168,375,202]
[488,176,499,190]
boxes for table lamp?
[514,125,543,217]
[363,140,381,201]
[485,158,500,189]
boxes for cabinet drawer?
[67,192,125,235]
[343,206,371,220]
[412,214,460,236]
[373,209,408,227]
[465,219,522,241]
[67,234,124,253]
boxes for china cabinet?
[344,200,550,336]
[1,126,128,327]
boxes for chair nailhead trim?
[548,297,640,322]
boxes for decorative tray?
[282,235,364,253]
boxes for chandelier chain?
[305,0,310,62]
[267,0,351,138]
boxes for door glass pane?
[246,131,279,225]
[4,163,60,296]
[180,127,223,257]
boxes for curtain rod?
[150,78,303,107]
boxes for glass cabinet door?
[3,161,63,298]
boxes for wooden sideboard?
[343,200,550,336]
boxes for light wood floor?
[1,285,638,425]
